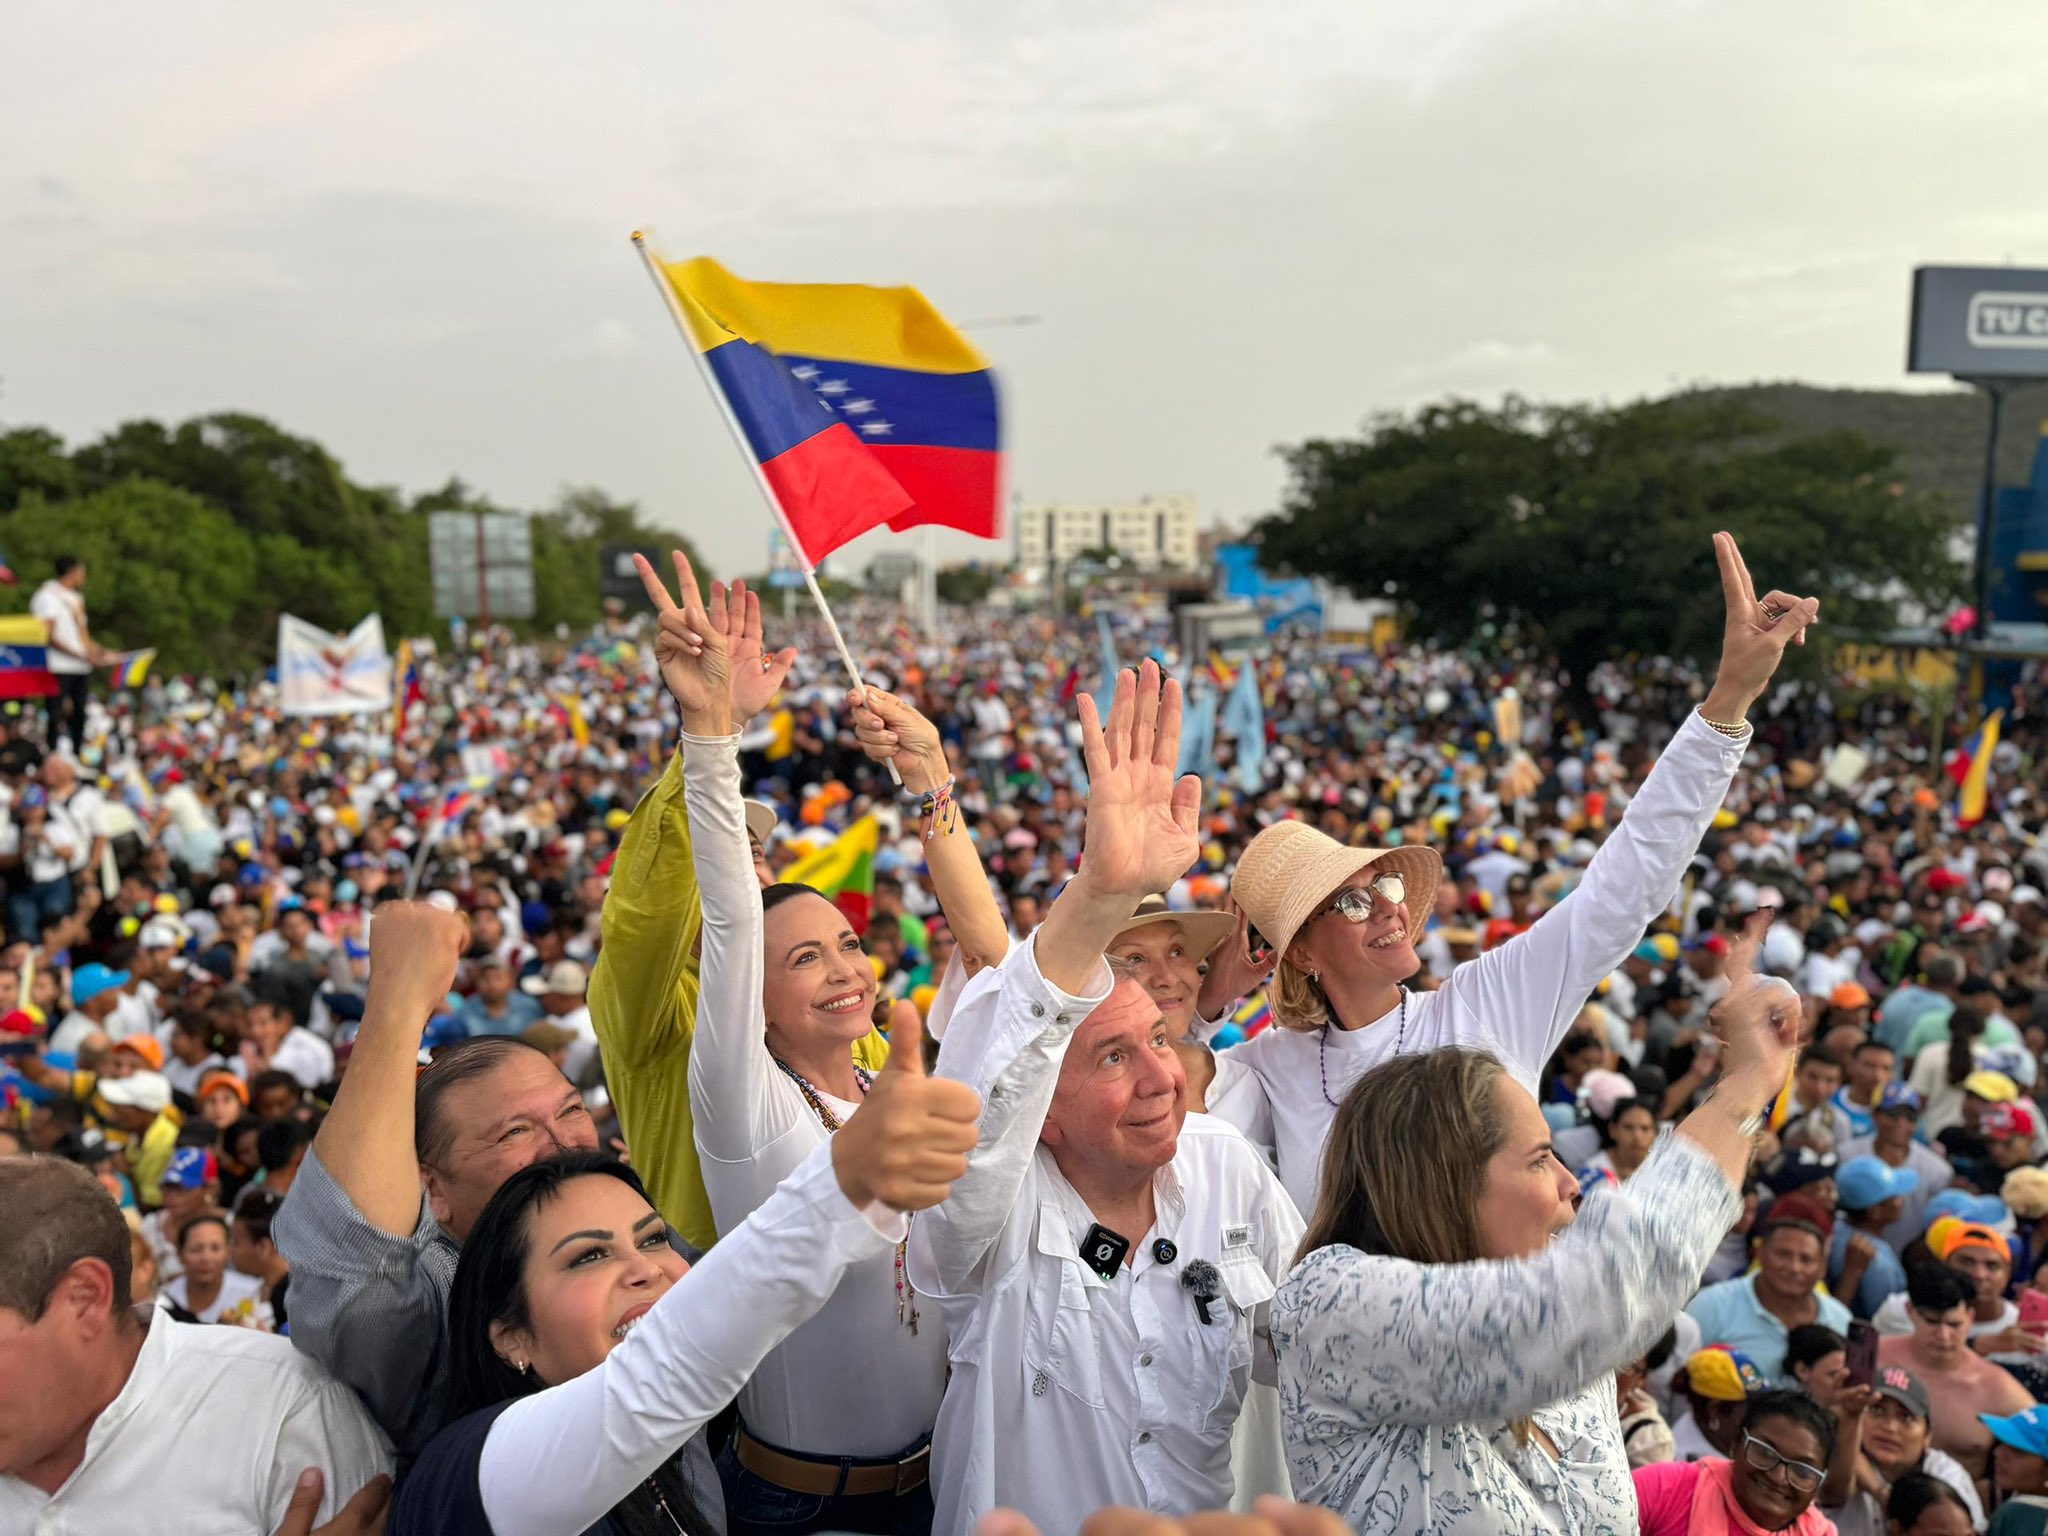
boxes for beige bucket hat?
[744,800,779,848]
[1111,894,1236,962]
[1231,820,1441,962]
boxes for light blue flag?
[1177,690,1219,782]
[1221,659,1266,791]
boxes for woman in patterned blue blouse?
[1271,920,1801,1534]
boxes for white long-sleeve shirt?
[1274,1131,1740,1534]
[1208,711,1745,1214]
[683,731,947,1458]
[395,1139,897,1536]
[909,936,1304,1536]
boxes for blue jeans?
[716,1430,933,1536]
[8,873,73,943]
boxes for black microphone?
[1182,1258,1221,1324]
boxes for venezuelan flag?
[109,649,156,691]
[393,640,423,737]
[0,615,57,701]
[1959,709,2003,827]
[650,253,1002,561]
[783,815,880,936]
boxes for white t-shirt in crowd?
[29,579,91,675]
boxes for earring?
[516,1360,530,1375]
[1309,968,1321,983]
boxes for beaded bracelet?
[917,775,958,844]
[1697,711,1752,739]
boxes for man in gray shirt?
[274,901,722,1525]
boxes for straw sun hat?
[1110,894,1236,962]
[1232,820,1442,963]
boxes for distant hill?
[1685,381,2048,514]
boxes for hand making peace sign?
[1706,531,1821,717]
[633,549,800,734]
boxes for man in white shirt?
[0,1156,392,1530]
[245,997,337,1092]
[28,556,103,752]
[909,661,1304,1535]
[521,959,598,1086]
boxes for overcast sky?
[3,0,2044,580]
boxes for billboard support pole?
[1967,379,2006,647]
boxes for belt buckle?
[894,1444,931,1497]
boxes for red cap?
[1984,1102,2040,1142]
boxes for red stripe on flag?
[759,424,914,565]
[876,445,1002,539]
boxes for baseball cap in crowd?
[194,946,238,983]
[1630,942,1663,966]
[1981,1406,2048,1460]
[1837,1156,1920,1212]
[110,1035,164,1073]
[1963,1070,2021,1104]
[1685,1345,1767,1402]
[1872,1364,1931,1422]
[1764,1149,1839,1200]
[163,1146,218,1190]
[522,961,589,999]
[96,1071,171,1113]
[1762,1191,1835,1243]
[1983,1102,2041,1143]
[1935,1221,2009,1265]
[1874,1083,1923,1117]
[196,1069,248,1107]
[1829,982,1872,1010]
[2004,1167,2048,1221]
[1581,1070,1637,1122]
[1691,933,1731,958]
[71,963,130,1007]
[1925,1189,2010,1230]
[521,1020,577,1056]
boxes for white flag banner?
[278,614,393,717]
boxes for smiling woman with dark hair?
[392,1034,979,1536]
[1635,1390,1840,1534]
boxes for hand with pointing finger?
[1704,531,1821,719]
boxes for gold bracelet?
[1698,711,1751,738]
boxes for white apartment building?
[1014,494,1199,573]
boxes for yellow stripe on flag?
[658,257,989,374]
[782,816,879,893]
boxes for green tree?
[935,565,997,606]
[1256,395,1967,691]
[2,480,260,670]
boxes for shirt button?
[1140,1354,1154,1367]
[1031,1002,1046,1018]
[1138,1432,1153,1444]
[1055,1014,1069,1025]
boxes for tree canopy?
[0,413,697,676]
[1255,394,1968,687]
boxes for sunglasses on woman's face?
[1319,873,1407,924]
[1740,1431,1824,1493]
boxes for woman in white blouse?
[645,551,952,1534]
[1272,921,1800,1534]
[1210,533,1818,1216]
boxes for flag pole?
[631,231,897,782]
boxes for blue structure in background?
[1214,543,1323,632]
[1989,422,2048,629]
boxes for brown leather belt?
[735,1427,930,1498]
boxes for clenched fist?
[364,901,468,1039]
[833,1020,981,1212]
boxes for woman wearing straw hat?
[1106,895,1238,1106]
[1217,532,1819,1214]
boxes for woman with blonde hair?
[1273,919,1801,1532]
[1213,532,1818,1212]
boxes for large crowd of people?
[1,531,2046,1536]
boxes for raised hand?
[846,686,949,794]
[1708,911,1802,1107]
[832,1015,981,1212]
[364,901,468,1037]
[632,550,732,731]
[1075,660,1202,902]
[1196,898,1278,1019]
[723,579,799,724]
[1706,531,1821,717]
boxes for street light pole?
[1968,378,2007,643]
